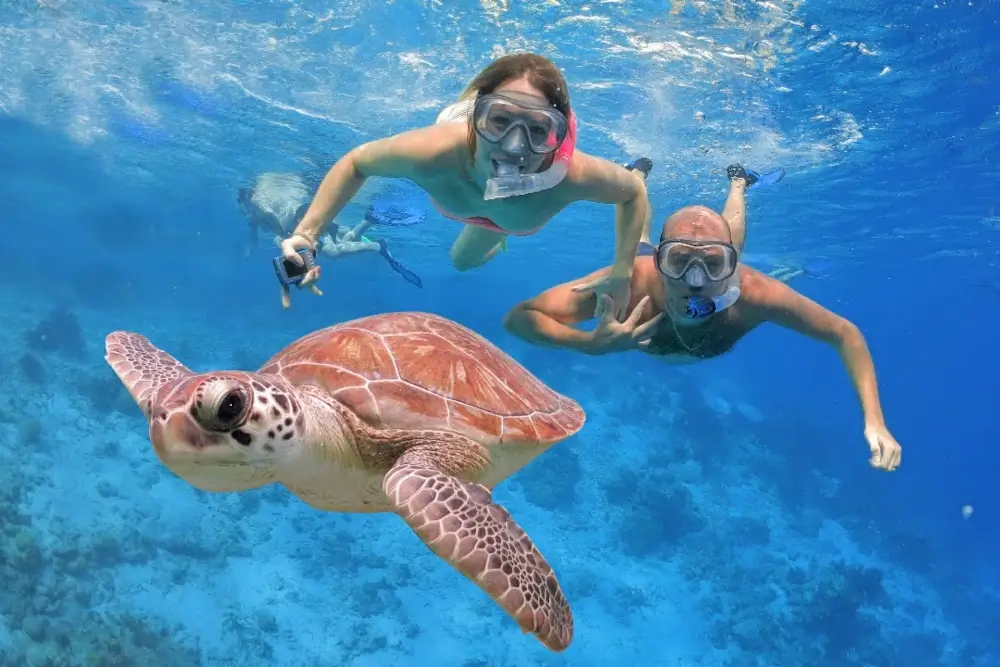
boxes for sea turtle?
[104,312,584,651]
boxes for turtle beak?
[150,412,266,492]
[150,412,224,462]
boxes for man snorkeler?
[503,165,902,472]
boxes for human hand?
[278,234,323,310]
[585,295,663,355]
[572,272,631,321]
[863,422,902,472]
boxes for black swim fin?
[727,164,786,190]
[626,157,654,179]
[377,239,422,288]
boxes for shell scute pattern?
[258,312,584,445]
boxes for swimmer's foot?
[727,164,757,187]
[626,157,654,179]
[727,164,786,190]
[376,239,423,288]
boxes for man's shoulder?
[632,254,658,282]
[737,264,795,312]
[594,255,658,291]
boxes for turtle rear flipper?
[104,332,193,418]
[382,433,573,652]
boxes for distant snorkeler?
[505,164,902,473]
[276,52,653,317]
[237,172,424,298]
[740,252,833,285]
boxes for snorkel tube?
[483,112,578,201]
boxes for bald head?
[660,205,732,243]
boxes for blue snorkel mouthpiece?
[684,285,741,319]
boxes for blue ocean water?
[1,0,998,664]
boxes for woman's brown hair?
[459,53,571,155]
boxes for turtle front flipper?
[104,332,193,418]
[382,435,573,652]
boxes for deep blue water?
[1,0,998,665]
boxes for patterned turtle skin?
[105,312,585,652]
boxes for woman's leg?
[449,225,508,271]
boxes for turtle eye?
[194,381,250,432]
[216,391,245,426]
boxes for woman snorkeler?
[277,52,652,316]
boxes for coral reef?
[0,466,201,666]
[0,301,990,666]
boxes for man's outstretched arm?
[503,268,609,352]
[750,276,901,471]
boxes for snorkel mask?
[472,93,578,200]
[639,239,741,319]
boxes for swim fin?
[626,157,654,179]
[728,164,786,190]
[376,239,423,287]
[745,167,786,190]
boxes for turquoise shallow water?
[1,1,998,665]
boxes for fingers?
[868,439,901,472]
[868,436,883,469]
[869,451,883,469]
[277,236,323,309]
[596,294,614,321]
[279,273,322,309]
[624,296,650,327]
[883,445,901,471]
[571,279,595,294]
[614,301,627,322]
[300,265,322,287]
[282,241,305,266]
[282,234,315,265]
[633,312,665,340]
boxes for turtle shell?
[258,312,585,446]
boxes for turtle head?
[105,332,306,492]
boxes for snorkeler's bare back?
[403,123,613,235]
